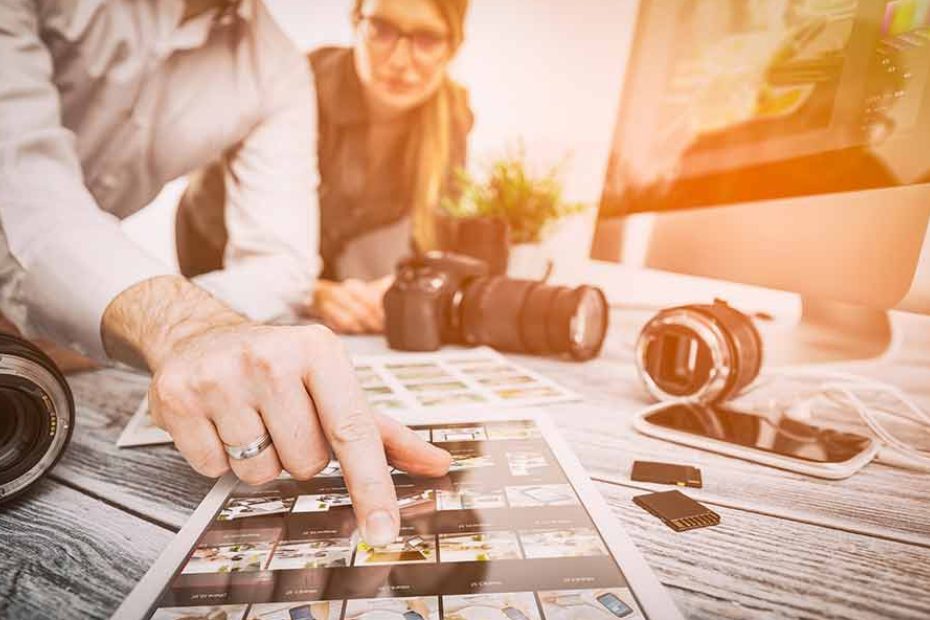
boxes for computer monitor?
[591,0,930,360]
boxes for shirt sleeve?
[191,12,321,322]
[0,0,173,359]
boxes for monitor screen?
[598,0,930,218]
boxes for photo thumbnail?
[437,484,506,511]
[217,495,295,521]
[246,600,342,620]
[441,592,542,620]
[519,528,608,559]
[181,528,279,575]
[386,362,449,381]
[485,421,543,441]
[397,487,437,518]
[438,531,522,563]
[406,381,469,394]
[344,596,439,620]
[417,392,486,408]
[496,386,562,401]
[267,536,354,570]
[364,385,394,397]
[474,373,535,387]
[151,604,248,620]
[448,360,513,375]
[292,492,352,514]
[506,450,550,477]
[537,587,640,619]
[354,365,384,387]
[446,444,495,472]
[505,485,579,508]
[432,426,488,442]
[181,542,274,575]
[353,534,437,566]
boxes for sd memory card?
[633,490,720,532]
[631,460,703,488]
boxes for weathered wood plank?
[0,478,173,620]
[597,482,930,620]
[54,369,214,529]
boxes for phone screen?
[288,604,314,620]
[643,402,873,463]
[502,607,530,620]
[597,592,634,617]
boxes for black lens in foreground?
[0,334,74,503]
[0,386,51,482]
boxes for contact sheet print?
[145,419,644,620]
[117,348,579,448]
[354,348,580,415]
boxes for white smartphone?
[634,401,878,479]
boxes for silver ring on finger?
[224,432,273,461]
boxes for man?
[0,0,450,545]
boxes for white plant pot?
[506,208,598,280]
[507,243,552,280]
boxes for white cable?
[757,369,930,472]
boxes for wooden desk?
[2,306,929,619]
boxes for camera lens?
[461,277,537,352]
[0,334,74,503]
[549,285,609,361]
[635,301,761,403]
[460,277,608,361]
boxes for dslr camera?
[384,252,608,361]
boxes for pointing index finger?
[301,330,399,546]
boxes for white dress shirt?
[0,0,320,359]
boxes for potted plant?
[440,148,585,279]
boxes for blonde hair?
[353,0,469,251]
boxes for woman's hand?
[304,276,394,334]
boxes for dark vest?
[310,47,473,279]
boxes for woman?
[176,0,472,334]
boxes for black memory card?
[633,490,720,532]
[631,460,703,488]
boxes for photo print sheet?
[117,348,580,448]
[127,418,651,620]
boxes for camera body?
[383,252,488,352]
[384,252,608,361]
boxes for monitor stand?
[760,298,893,365]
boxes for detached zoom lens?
[461,277,608,361]
[635,300,762,403]
[0,334,74,503]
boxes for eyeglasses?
[358,15,451,66]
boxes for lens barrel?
[460,277,608,361]
[0,334,74,503]
[635,300,762,403]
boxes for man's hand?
[304,276,393,334]
[101,275,450,545]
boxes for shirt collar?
[166,0,253,52]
